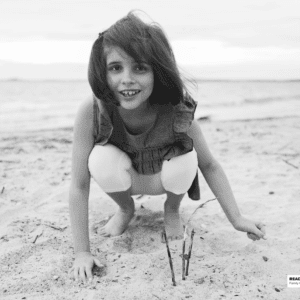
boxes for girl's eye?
[108,65,122,72]
[135,65,148,72]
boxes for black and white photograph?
[0,1,300,299]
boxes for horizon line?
[1,78,300,83]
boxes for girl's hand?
[69,251,104,283]
[233,216,266,241]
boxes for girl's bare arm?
[187,120,242,225]
[69,97,95,253]
[188,120,266,239]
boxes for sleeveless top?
[92,94,200,200]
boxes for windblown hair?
[88,11,187,106]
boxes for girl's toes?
[98,227,110,237]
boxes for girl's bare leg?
[98,189,135,237]
[164,191,185,240]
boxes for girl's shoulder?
[72,96,95,145]
[75,96,94,117]
[75,96,94,124]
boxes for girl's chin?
[118,98,147,110]
[119,102,140,110]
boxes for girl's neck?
[117,101,158,135]
[117,100,155,121]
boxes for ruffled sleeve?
[173,93,197,133]
[93,96,113,145]
[173,93,200,200]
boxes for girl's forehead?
[104,46,147,64]
[104,46,132,63]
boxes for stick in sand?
[183,197,217,243]
[182,226,187,280]
[162,229,176,286]
[182,197,217,278]
[185,228,195,276]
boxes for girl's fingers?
[79,267,87,283]
[256,223,266,236]
[94,259,104,268]
[85,266,93,282]
[247,232,258,241]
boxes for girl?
[69,11,266,283]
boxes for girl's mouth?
[119,90,141,97]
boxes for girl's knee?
[161,149,198,195]
[88,144,132,193]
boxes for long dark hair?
[88,11,188,106]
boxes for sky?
[0,0,300,80]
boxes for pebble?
[194,277,205,285]
[53,275,59,280]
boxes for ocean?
[1,80,300,133]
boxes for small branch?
[186,197,217,226]
[282,159,298,169]
[182,226,187,280]
[31,228,43,244]
[185,229,195,276]
[262,152,299,157]
[43,223,67,231]
[0,160,20,163]
[162,229,176,286]
[1,187,4,194]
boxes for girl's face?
[105,46,154,111]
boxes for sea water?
[0,80,300,133]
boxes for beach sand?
[1,116,300,300]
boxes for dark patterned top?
[92,94,200,200]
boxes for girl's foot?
[164,208,184,241]
[99,208,134,237]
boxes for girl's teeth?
[121,90,139,97]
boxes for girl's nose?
[121,70,135,85]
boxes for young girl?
[69,11,266,283]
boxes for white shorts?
[88,144,198,195]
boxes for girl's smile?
[105,46,154,111]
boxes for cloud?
[0,41,93,64]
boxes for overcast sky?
[0,0,299,80]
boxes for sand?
[1,116,300,300]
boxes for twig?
[186,197,217,226]
[32,228,43,243]
[44,223,67,231]
[185,229,195,276]
[282,159,298,169]
[1,187,4,194]
[0,160,20,163]
[182,226,187,280]
[162,229,176,286]
[181,197,217,278]
[262,152,299,157]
